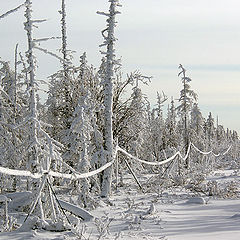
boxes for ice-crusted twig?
[0,3,25,20]
[34,46,70,65]
[33,36,61,43]
[95,214,113,240]
[31,19,47,24]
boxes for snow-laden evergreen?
[177,64,198,167]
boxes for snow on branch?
[96,11,110,17]
[34,46,70,65]
[0,3,25,20]
[0,87,18,108]
[31,19,47,24]
[33,36,61,43]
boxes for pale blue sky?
[1,0,240,133]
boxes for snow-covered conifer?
[165,98,179,150]
[147,92,168,162]
[177,64,197,168]
[60,0,72,130]
[190,103,205,147]
[204,112,215,147]
[63,53,96,207]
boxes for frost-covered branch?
[0,3,25,20]
[60,0,68,68]
[31,19,47,24]
[34,46,69,64]
[33,36,61,43]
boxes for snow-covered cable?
[212,152,220,157]
[191,143,212,155]
[117,146,179,166]
[0,166,42,179]
[0,159,115,180]
[0,143,232,179]
[190,142,231,157]
[48,159,115,180]
[117,142,231,166]
[181,143,191,161]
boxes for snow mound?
[18,217,69,232]
[58,199,94,221]
[6,191,32,211]
[0,195,10,202]
[186,197,206,204]
[230,213,240,219]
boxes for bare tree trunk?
[24,0,44,220]
[60,0,71,129]
[12,44,18,191]
[97,0,121,198]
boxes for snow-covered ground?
[1,169,240,240]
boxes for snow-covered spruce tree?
[71,100,94,208]
[190,103,205,148]
[63,53,97,208]
[230,130,240,162]
[97,0,121,197]
[165,98,179,151]
[122,73,150,173]
[216,123,226,145]
[0,59,29,191]
[188,103,206,168]
[112,71,148,150]
[129,90,168,176]
[177,64,197,168]
[0,61,15,191]
[0,61,15,163]
[150,92,168,160]
[137,92,168,175]
[0,1,27,185]
[204,112,215,148]
[60,0,72,130]
[46,71,66,142]
[63,54,88,168]
[46,0,73,145]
